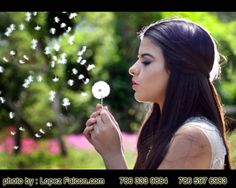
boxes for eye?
[142,61,151,66]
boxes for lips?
[131,79,139,89]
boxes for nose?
[128,61,139,76]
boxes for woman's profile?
[83,18,231,169]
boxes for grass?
[0,147,136,169]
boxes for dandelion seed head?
[92,81,110,99]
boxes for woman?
[83,18,231,169]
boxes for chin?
[134,93,148,103]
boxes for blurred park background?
[0,12,236,169]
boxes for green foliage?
[1,12,236,135]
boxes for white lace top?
[181,116,227,169]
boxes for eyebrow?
[138,53,155,59]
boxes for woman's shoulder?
[158,119,212,169]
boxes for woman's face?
[129,37,170,107]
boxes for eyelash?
[142,61,151,66]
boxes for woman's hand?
[83,104,127,169]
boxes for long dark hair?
[134,18,231,169]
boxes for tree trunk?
[52,93,67,157]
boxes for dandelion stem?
[101,98,103,106]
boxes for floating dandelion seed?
[23,55,29,61]
[78,74,84,80]
[19,24,25,31]
[9,112,15,119]
[37,75,43,82]
[77,46,87,56]
[52,76,59,82]
[25,12,32,22]
[0,97,5,104]
[81,92,88,97]
[10,50,16,56]
[62,98,70,109]
[13,146,19,150]
[33,12,37,16]
[49,90,56,102]
[83,78,90,85]
[31,39,38,50]
[44,46,51,55]
[0,66,4,73]
[19,127,25,132]
[87,64,95,71]
[35,133,41,138]
[92,81,110,105]
[19,60,25,64]
[80,59,87,65]
[69,13,77,19]
[67,79,74,86]
[68,36,74,45]
[54,43,60,52]
[39,129,45,134]
[11,131,16,136]
[54,17,60,23]
[66,27,71,33]
[51,61,55,68]
[34,25,41,31]
[72,68,78,75]
[50,28,56,35]
[77,56,82,63]
[46,122,53,128]
[60,23,66,28]
[3,57,8,62]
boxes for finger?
[90,109,102,118]
[85,118,97,127]
[83,126,94,142]
[96,103,103,110]
[100,110,113,125]
[101,108,119,128]
[96,116,104,127]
